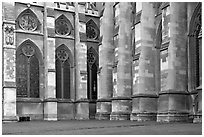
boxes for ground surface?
[2,120,202,135]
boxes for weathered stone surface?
[3,88,17,119]
[17,102,43,120]
[97,2,114,120]
[131,3,157,121]
[110,2,132,120]
[57,102,75,120]
[75,102,89,120]
[157,2,189,122]
[44,102,57,121]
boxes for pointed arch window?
[87,47,98,100]
[56,45,71,99]
[86,19,99,40]
[55,15,72,36]
[16,40,40,98]
[17,9,40,31]
[189,3,202,90]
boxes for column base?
[110,112,130,120]
[95,112,110,120]
[131,113,157,121]
[2,116,18,122]
[157,112,189,122]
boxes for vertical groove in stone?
[110,2,132,120]
[157,2,189,122]
[96,3,114,120]
[131,2,157,121]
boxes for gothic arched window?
[87,47,98,100]
[56,45,71,99]
[189,3,202,90]
[16,40,40,98]
[86,19,99,40]
[55,15,72,36]
[17,9,40,31]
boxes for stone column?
[2,2,18,122]
[157,2,189,122]
[74,2,89,120]
[43,2,58,121]
[96,3,114,120]
[110,2,132,120]
[131,2,157,121]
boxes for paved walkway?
[2,120,202,135]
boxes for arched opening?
[189,3,202,91]
[87,47,98,100]
[55,14,73,36]
[56,44,72,99]
[188,3,202,120]
[16,39,42,98]
[86,19,99,40]
[16,8,40,32]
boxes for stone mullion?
[2,2,17,122]
[96,3,114,120]
[131,3,157,121]
[43,2,57,121]
[157,2,188,122]
[110,2,132,120]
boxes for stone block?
[44,102,57,121]
[17,102,43,120]
[47,72,56,98]
[75,102,89,120]
[47,38,55,69]
[157,94,169,113]
[3,49,16,85]
[3,88,17,118]
[2,2,15,21]
[57,102,75,120]
[132,97,157,113]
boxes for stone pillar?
[110,2,132,120]
[157,2,189,122]
[131,2,157,121]
[96,3,114,120]
[2,2,18,122]
[74,2,89,120]
[43,2,57,121]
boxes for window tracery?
[55,15,72,36]
[18,9,39,31]
[86,20,99,40]
[16,40,40,98]
[56,45,71,99]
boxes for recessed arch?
[56,44,73,99]
[86,19,99,40]
[87,47,98,100]
[55,14,73,36]
[16,39,43,98]
[188,2,202,91]
[16,8,40,31]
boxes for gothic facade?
[2,2,202,123]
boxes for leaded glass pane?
[30,54,39,98]
[17,54,28,97]
[56,58,62,98]
[64,59,71,99]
